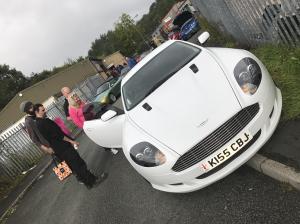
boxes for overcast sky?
[0,0,155,76]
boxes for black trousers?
[56,147,96,187]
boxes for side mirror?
[198,31,210,44]
[101,110,117,121]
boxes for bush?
[252,45,300,120]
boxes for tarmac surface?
[3,133,300,224]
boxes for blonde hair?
[68,92,81,108]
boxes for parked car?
[168,26,181,40]
[180,17,200,40]
[173,10,194,28]
[84,32,282,193]
[171,11,200,41]
[168,31,181,40]
[93,76,122,104]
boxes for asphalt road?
[5,132,300,224]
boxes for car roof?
[173,10,193,27]
[181,18,195,28]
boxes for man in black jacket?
[34,103,107,189]
[20,101,54,155]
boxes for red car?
[168,31,181,40]
[168,25,181,40]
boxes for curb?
[247,154,300,190]
[0,159,52,223]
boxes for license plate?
[200,132,253,172]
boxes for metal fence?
[191,0,300,46]
[0,75,103,183]
[0,124,43,182]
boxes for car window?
[122,42,201,111]
[96,83,110,94]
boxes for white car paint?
[127,49,241,155]
[84,114,125,148]
[83,35,282,193]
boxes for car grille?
[172,103,260,172]
[196,129,261,179]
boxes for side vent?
[189,64,199,73]
[142,103,152,111]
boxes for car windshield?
[96,83,110,95]
[122,42,201,110]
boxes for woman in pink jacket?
[68,93,86,129]
[68,92,119,155]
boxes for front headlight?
[130,142,166,167]
[234,57,262,95]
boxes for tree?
[88,0,178,58]
[0,64,29,109]
[114,14,142,56]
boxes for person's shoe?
[78,181,84,185]
[76,175,85,185]
[111,148,119,155]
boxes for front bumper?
[148,87,282,193]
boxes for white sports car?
[84,32,282,193]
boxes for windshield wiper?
[144,70,177,98]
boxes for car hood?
[127,49,241,155]
[182,19,197,32]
